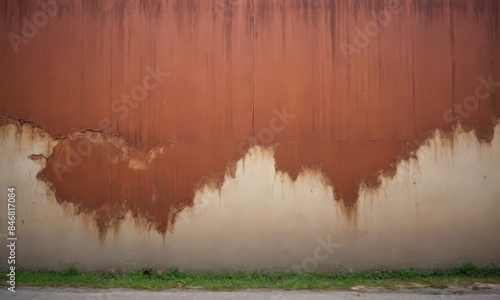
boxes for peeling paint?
[1,117,499,239]
[35,127,243,237]
[1,121,500,271]
[2,1,499,210]
[0,0,500,270]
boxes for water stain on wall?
[1,0,499,236]
[37,131,242,236]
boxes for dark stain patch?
[85,0,112,24]
[256,0,271,22]
[141,0,163,19]
[452,0,471,16]
[17,0,34,18]
[327,0,336,62]
[349,0,383,16]
[34,133,242,238]
[172,0,201,31]
[493,0,500,39]
[411,0,446,21]
[113,0,127,14]
[244,0,253,33]
[474,0,487,15]
[28,154,47,161]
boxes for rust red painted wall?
[1,0,499,235]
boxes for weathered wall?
[0,0,499,271]
[1,122,500,271]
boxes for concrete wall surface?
[0,0,499,271]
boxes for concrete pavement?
[2,286,500,300]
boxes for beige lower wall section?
[0,123,499,272]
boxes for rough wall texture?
[0,0,499,271]
[1,123,500,271]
